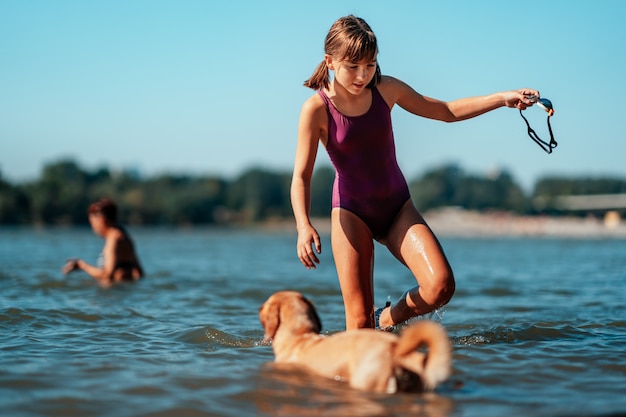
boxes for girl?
[290,15,539,330]
[62,198,143,286]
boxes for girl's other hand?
[296,225,321,269]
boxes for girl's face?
[326,55,377,95]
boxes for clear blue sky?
[2,1,625,190]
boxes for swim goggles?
[519,95,557,154]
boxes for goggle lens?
[537,98,554,116]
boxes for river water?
[1,226,625,417]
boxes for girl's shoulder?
[299,91,329,132]
[377,75,414,104]
[301,91,327,115]
[377,75,408,92]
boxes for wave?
[204,327,263,349]
[454,320,626,345]
[0,306,106,326]
[171,326,263,351]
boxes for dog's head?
[259,291,322,343]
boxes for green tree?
[226,167,291,222]
[410,164,462,211]
[136,174,227,225]
[24,160,92,224]
[0,174,30,224]
[410,164,529,213]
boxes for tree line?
[1,159,625,226]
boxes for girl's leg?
[331,208,376,330]
[378,201,455,327]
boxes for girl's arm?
[378,76,538,122]
[290,95,325,269]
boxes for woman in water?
[62,198,143,286]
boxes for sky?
[2,1,625,190]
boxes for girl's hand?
[504,88,540,110]
[296,224,321,269]
[62,258,81,275]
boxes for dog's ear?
[301,296,322,333]
[259,300,280,342]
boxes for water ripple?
[455,320,626,346]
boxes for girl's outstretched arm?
[379,76,539,122]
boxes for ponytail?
[304,60,330,90]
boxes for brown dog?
[259,290,452,393]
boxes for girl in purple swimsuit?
[291,15,540,330]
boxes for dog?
[259,290,451,393]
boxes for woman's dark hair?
[88,198,118,224]
[304,15,381,90]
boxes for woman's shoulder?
[106,226,130,243]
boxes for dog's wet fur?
[259,291,451,393]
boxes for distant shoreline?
[259,208,626,238]
[9,209,626,239]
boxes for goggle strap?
[519,109,558,154]
[546,115,557,150]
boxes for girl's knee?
[438,275,455,305]
[425,271,455,307]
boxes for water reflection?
[252,363,455,417]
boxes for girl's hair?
[304,15,381,90]
[88,198,118,224]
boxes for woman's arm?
[76,259,109,282]
[62,258,111,286]
[378,75,539,122]
[62,234,119,284]
[290,95,326,269]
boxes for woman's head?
[88,198,118,234]
[304,15,381,90]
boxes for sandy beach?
[425,207,626,238]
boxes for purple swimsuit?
[319,87,410,240]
